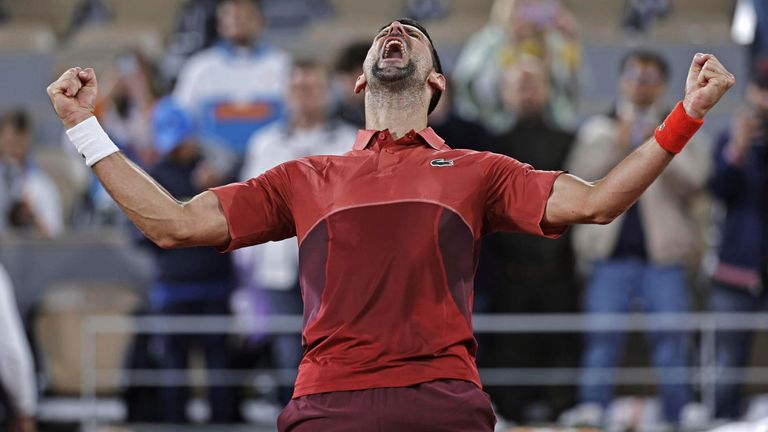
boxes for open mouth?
[381,39,406,62]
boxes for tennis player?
[48,19,734,432]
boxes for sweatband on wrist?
[65,116,120,167]
[654,101,704,154]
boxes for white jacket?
[566,110,711,265]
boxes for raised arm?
[46,67,229,249]
[543,53,735,228]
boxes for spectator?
[707,59,768,419]
[453,0,580,134]
[332,41,369,128]
[235,60,357,405]
[563,50,709,426]
[144,98,237,423]
[476,56,577,423]
[0,110,63,238]
[0,263,36,432]
[173,0,291,171]
[622,0,670,35]
[65,0,112,37]
[96,50,160,168]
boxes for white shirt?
[235,120,358,290]
[0,263,37,415]
[173,42,291,155]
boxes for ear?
[427,71,446,93]
[354,73,367,94]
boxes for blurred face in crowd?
[217,0,263,47]
[0,122,30,164]
[746,83,768,120]
[501,57,550,119]
[620,58,667,108]
[356,21,443,111]
[289,65,331,123]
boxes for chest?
[196,57,288,100]
[289,150,487,242]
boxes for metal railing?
[79,312,768,426]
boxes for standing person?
[563,50,711,426]
[173,0,291,168]
[0,263,36,432]
[48,17,734,431]
[0,110,63,238]
[236,59,357,405]
[479,56,578,423]
[707,59,768,419]
[453,0,581,133]
[144,98,237,423]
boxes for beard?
[364,55,429,112]
[372,60,416,84]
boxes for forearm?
[586,137,674,223]
[63,114,230,248]
[91,153,188,247]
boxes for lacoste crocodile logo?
[430,158,454,167]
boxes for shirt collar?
[352,127,450,151]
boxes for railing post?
[80,316,98,431]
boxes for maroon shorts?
[277,379,496,432]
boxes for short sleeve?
[210,164,296,252]
[483,152,565,237]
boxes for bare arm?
[92,153,229,248]
[47,67,229,249]
[543,53,735,228]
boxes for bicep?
[180,190,231,248]
[542,173,596,227]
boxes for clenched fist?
[46,67,98,129]
[682,53,736,119]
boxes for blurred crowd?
[1,0,768,430]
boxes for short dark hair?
[751,57,768,89]
[334,41,370,74]
[620,49,670,81]
[377,18,443,114]
[0,109,30,134]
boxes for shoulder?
[441,148,528,170]
[248,122,285,149]
[575,114,615,142]
[265,46,291,64]
[180,47,222,72]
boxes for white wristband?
[65,116,120,167]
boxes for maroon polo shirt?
[211,128,564,397]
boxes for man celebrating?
[48,19,734,432]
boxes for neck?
[291,111,326,130]
[364,89,429,139]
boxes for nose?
[386,21,406,36]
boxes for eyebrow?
[376,24,427,41]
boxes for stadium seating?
[0,21,56,53]
[54,23,163,75]
[33,281,142,394]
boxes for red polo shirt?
[212,128,564,397]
